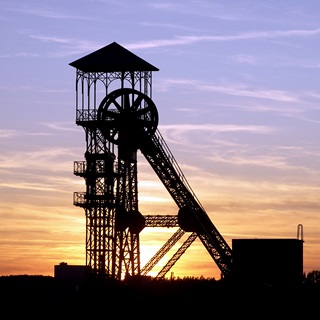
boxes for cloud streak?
[7,5,93,20]
[22,26,320,58]
[157,78,300,102]
[126,28,320,50]
[159,123,275,134]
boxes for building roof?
[69,41,159,72]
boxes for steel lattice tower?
[70,42,158,280]
[70,42,233,282]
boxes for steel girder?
[140,129,233,277]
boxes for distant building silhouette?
[54,262,89,285]
[232,238,303,287]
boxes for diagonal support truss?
[141,228,185,275]
[155,232,198,279]
[140,129,233,277]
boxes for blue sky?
[0,0,319,278]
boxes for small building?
[232,238,303,287]
[54,262,90,285]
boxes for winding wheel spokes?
[97,88,159,147]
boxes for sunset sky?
[1,0,319,279]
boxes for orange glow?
[1,1,320,279]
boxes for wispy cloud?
[140,21,197,32]
[207,153,290,170]
[0,83,71,94]
[146,2,241,21]
[199,83,299,102]
[7,5,93,20]
[158,123,275,146]
[126,28,320,50]
[0,52,40,58]
[159,123,274,134]
[26,34,99,57]
[0,146,77,170]
[41,122,81,133]
[0,129,50,139]
[156,78,300,103]
[24,26,320,59]
[29,34,72,44]
[0,180,68,193]
[0,129,22,138]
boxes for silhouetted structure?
[54,262,89,285]
[232,238,304,287]
[69,42,232,282]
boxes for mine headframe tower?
[70,42,233,281]
[70,42,158,280]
